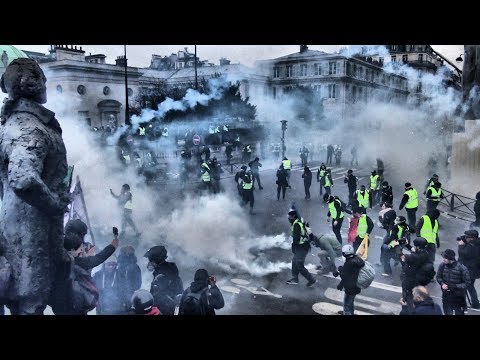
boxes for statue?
[1,50,8,67]
[0,58,70,314]
[462,45,480,119]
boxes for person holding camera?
[457,229,480,309]
[436,249,471,315]
[178,269,224,315]
[380,216,411,277]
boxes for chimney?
[300,45,308,53]
[116,55,127,67]
[219,57,231,66]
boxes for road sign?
[193,134,201,145]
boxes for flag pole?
[76,175,96,245]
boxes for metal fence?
[439,188,476,219]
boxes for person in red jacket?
[130,289,161,315]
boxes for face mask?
[147,262,155,272]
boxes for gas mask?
[147,261,156,272]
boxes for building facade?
[255,46,409,127]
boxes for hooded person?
[92,254,124,315]
[116,245,142,310]
[178,269,224,315]
[144,245,183,315]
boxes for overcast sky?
[14,45,464,69]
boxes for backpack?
[356,261,375,289]
[416,261,436,286]
[180,287,209,315]
[69,255,99,313]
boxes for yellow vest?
[242,175,253,190]
[201,163,210,182]
[324,175,331,187]
[370,174,379,190]
[427,187,442,202]
[388,226,404,248]
[291,219,307,245]
[282,159,292,170]
[124,200,133,210]
[419,215,438,244]
[357,215,368,239]
[356,190,369,208]
[329,199,344,219]
[405,188,418,209]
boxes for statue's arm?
[8,128,63,214]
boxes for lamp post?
[194,45,198,90]
[124,45,131,126]
[280,120,288,159]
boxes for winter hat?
[194,269,209,283]
[405,182,412,188]
[464,229,479,238]
[442,249,456,261]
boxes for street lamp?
[124,45,131,126]
[456,54,464,63]
[280,120,288,159]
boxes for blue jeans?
[343,293,357,315]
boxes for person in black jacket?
[337,244,365,315]
[276,164,289,200]
[457,229,480,309]
[381,181,393,206]
[286,209,316,287]
[234,165,247,198]
[380,216,411,277]
[344,169,357,208]
[178,269,224,315]
[116,245,142,311]
[436,249,471,315]
[302,166,312,200]
[144,245,183,315]
[50,219,118,315]
[399,237,431,313]
[248,157,263,190]
[93,255,124,315]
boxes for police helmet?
[131,289,154,314]
[144,245,167,263]
[342,244,355,257]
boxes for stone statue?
[0,58,70,314]
[1,50,8,67]
[462,45,480,119]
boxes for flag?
[65,175,96,245]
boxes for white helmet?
[342,244,355,257]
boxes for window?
[286,65,292,77]
[391,55,396,63]
[391,45,397,51]
[418,54,423,62]
[56,85,63,93]
[410,45,415,51]
[402,55,408,63]
[103,86,110,95]
[328,84,336,99]
[359,67,363,79]
[314,63,321,75]
[353,64,357,77]
[416,82,422,93]
[273,87,277,99]
[328,61,337,75]
[128,88,133,97]
[274,66,280,78]
[313,85,321,94]
[300,64,307,76]
[379,57,384,65]
[77,85,86,95]
[346,62,351,76]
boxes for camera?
[457,235,466,242]
[208,275,216,284]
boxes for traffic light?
[281,120,288,131]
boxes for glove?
[336,284,343,291]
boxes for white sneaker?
[382,273,391,277]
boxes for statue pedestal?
[448,119,480,197]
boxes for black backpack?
[180,288,209,315]
[69,255,99,313]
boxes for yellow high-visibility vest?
[405,188,418,209]
[419,215,439,244]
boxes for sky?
[14,45,464,69]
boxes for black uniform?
[437,260,470,315]
[302,168,312,200]
[276,167,288,200]
[344,173,358,207]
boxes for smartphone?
[113,227,119,238]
